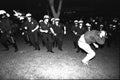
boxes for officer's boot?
[58,40,63,51]
[2,43,9,51]
[73,41,78,49]
[13,43,18,52]
[42,40,45,47]
[35,42,40,50]
[76,46,81,53]
[47,43,54,53]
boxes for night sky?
[0,0,120,17]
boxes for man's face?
[79,23,83,26]
[52,21,55,24]
[55,21,59,25]
[44,18,49,23]
[100,31,106,38]
[75,23,78,26]
[27,17,31,21]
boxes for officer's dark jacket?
[51,23,64,34]
[0,18,13,31]
[72,25,86,36]
[40,22,50,30]
[23,18,38,33]
[39,22,52,34]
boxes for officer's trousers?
[73,35,80,48]
[78,34,96,64]
[56,34,63,50]
[0,34,18,51]
[42,33,53,51]
[29,31,40,50]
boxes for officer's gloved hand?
[54,33,57,36]
[45,30,48,33]
[75,32,77,35]
[64,31,66,35]
[31,30,34,32]
[93,43,99,48]
[24,26,28,30]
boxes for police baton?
[11,36,15,43]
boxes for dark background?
[0,0,120,19]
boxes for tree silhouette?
[48,0,63,18]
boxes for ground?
[0,35,119,79]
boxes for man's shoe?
[47,50,54,53]
[59,48,63,51]
[38,48,40,51]
[15,49,18,52]
[81,60,89,66]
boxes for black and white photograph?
[0,0,120,79]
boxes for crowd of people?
[0,10,119,65]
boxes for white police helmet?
[26,13,32,17]
[55,18,60,21]
[79,20,83,23]
[44,15,49,19]
[86,23,91,27]
[0,10,6,15]
[19,16,25,20]
[74,20,78,23]
[51,18,55,21]
[39,19,43,23]
[100,24,103,27]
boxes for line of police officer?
[31,15,66,53]
[0,10,119,53]
[72,19,86,53]
[0,10,67,53]
[71,16,120,52]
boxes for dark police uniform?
[52,23,65,51]
[39,22,54,53]
[23,18,40,50]
[0,18,18,52]
[72,24,86,52]
[72,24,78,49]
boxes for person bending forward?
[78,30,106,65]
